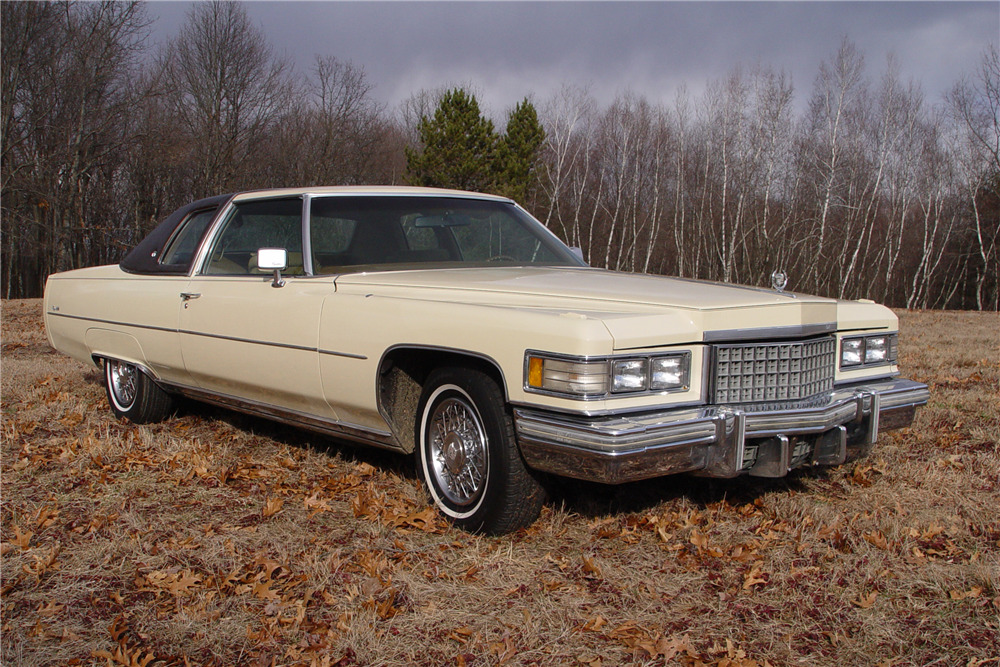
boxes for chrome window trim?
[302,194,314,276]
[190,199,237,277]
[190,194,306,277]
[157,208,218,269]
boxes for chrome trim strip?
[157,380,398,451]
[703,322,837,342]
[835,370,898,386]
[48,312,176,334]
[374,344,510,441]
[507,397,708,419]
[378,344,508,397]
[514,377,928,484]
[92,355,160,381]
[307,191,514,203]
[50,312,369,361]
[178,329,316,352]
[319,349,368,360]
[180,330,367,359]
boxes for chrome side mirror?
[257,248,288,288]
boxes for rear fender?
[85,329,154,378]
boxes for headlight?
[651,355,689,390]
[840,333,898,369]
[526,352,690,398]
[612,359,648,393]
[865,336,888,363]
[841,338,863,367]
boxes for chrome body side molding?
[157,380,400,452]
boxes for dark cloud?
[149,1,998,117]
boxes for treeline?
[2,1,997,309]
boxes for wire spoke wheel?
[103,358,173,424]
[427,396,488,507]
[418,368,546,534]
[108,360,138,410]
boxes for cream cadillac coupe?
[44,186,929,534]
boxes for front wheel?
[104,359,173,424]
[417,367,545,535]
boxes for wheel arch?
[377,345,509,454]
[92,354,160,383]
[86,329,153,376]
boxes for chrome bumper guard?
[514,378,929,484]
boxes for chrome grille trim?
[712,336,836,404]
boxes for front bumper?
[514,378,929,483]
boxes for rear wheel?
[104,359,173,424]
[417,367,545,535]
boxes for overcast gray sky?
[148,1,999,118]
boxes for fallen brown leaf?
[262,496,284,518]
[853,591,878,609]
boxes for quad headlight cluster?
[525,351,691,398]
[840,333,898,368]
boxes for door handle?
[180,292,201,301]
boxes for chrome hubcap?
[428,397,487,506]
[109,361,137,408]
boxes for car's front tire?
[417,367,545,535]
[104,359,173,424]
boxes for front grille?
[712,336,836,404]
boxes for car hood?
[335,267,856,349]
[336,266,828,311]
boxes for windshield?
[310,196,583,274]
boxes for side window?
[202,198,303,275]
[159,209,216,267]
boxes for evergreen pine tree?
[496,99,546,204]
[405,88,497,192]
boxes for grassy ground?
[2,299,997,666]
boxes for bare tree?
[161,0,293,196]
[801,39,868,294]
[1,0,150,297]
[947,45,1000,310]
[264,56,392,187]
[538,85,597,253]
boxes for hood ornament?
[771,270,788,293]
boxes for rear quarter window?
[159,209,216,267]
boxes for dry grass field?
[2,299,997,666]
